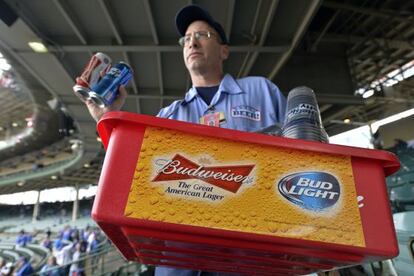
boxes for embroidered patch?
[231,105,261,121]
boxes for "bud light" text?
[278,172,341,211]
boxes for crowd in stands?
[0,256,33,276]
[0,224,104,276]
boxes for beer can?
[73,52,112,100]
[89,62,133,108]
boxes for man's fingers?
[110,86,127,110]
[118,85,128,98]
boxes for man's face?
[182,21,229,75]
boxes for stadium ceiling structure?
[0,0,413,194]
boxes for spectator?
[41,234,53,251]
[86,231,99,254]
[86,230,101,273]
[0,258,5,270]
[53,233,63,252]
[70,227,80,243]
[24,233,32,244]
[69,242,86,276]
[39,256,62,276]
[54,243,73,275]
[61,225,72,241]
[15,230,27,247]
[46,227,52,238]
[0,262,13,276]
[14,257,33,276]
[81,226,91,242]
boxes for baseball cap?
[175,5,228,45]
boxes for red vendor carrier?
[92,111,400,275]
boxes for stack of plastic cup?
[281,86,329,143]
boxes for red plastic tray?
[92,111,400,274]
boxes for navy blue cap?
[175,5,228,45]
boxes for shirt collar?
[183,74,244,103]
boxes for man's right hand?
[82,86,128,122]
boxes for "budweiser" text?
[155,159,252,183]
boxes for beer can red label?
[76,52,112,88]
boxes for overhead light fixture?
[28,41,48,53]
[17,181,25,187]
[343,118,351,124]
[84,163,90,168]
[362,89,374,99]
[50,175,58,180]
[97,137,102,143]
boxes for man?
[82,4,286,276]
[85,5,286,130]
[15,230,27,247]
[14,257,34,276]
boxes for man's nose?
[189,36,199,48]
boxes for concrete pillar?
[32,190,41,223]
[72,185,79,222]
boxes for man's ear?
[220,45,229,60]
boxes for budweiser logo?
[153,154,255,193]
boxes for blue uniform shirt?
[155,74,286,276]
[157,74,286,131]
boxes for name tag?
[200,111,225,127]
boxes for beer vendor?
[80,4,288,276]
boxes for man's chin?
[188,63,206,72]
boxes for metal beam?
[142,0,164,109]
[318,33,414,51]
[322,0,413,22]
[268,0,321,80]
[55,92,367,106]
[59,93,182,105]
[99,0,142,113]
[225,0,235,42]
[52,0,88,45]
[98,0,123,44]
[240,0,279,77]
[143,0,159,45]
[355,51,411,82]
[44,45,289,53]
[348,24,400,56]
[385,20,412,40]
[237,0,262,78]
[309,10,340,52]
[322,105,357,124]
[316,94,364,105]
[128,94,180,100]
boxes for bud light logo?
[278,172,340,211]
